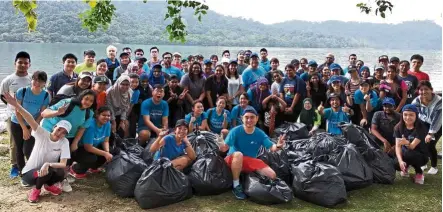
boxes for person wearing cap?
[181,58,190,74]
[237,51,248,74]
[134,55,150,75]
[0,51,32,178]
[148,64,167,87]
[412,81,442,175]
[104,45,120,81]
[94,59,113,89]
[106,75,132,138]
[226,59,244,109]
[48,53,79,98]
[203,59,215,78]
[92,75,109,110]
[326,75,349,108]
[265,58,284,84]
[318,93,353,135]
[394,104,430,184]
[113,52,131,84]
[74,50,96,74]
[280,64,306,121]
[149,119,196,171]
[345,65,363,125]
[259,48,271,72]
[408,54,430,82]
[398,60,419,104]
[163,75,186,129]
[353,79,380,128]
[2,93,71,203]
[69,106,112,179]
[378,55,389,70]
[220,57,230,72]
[389,56,400,70]
[180,61,206,114]
[205,65,228,109]
[162,52,184,80]
[359,66,372,81]
[379,64,408,112]
[300,60,320,82]
[241,53,266,89]
[147,47,161,70]
[10,71,50,176]
[342,54,358,76]
[56,71,93,98]
[138,84,169,144]
[247,77,271,114]
[172,52,182,70]
[371,97,400,155]
[316,53,335,73]
[372,64,385,94]
[328,63,348,85]
[222,50,230,59]
[219,106,286,200]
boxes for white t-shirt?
[226,75,242,105]
[22,126,70,174]
[0,73,31,117]
[271,81,281,95]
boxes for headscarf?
[106,75,132,110]
[253,77,270,110]
[125,62,143,76]
[299,98,317,127]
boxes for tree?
[11,0,208,42]
[356,0,394,18]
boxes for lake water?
[0,42,441,91]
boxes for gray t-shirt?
[371,111,401,144]
[180,74,206,99]
[57,84,76,96]
[0,73,31,117]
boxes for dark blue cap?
[330,75,342,82]
[329,63,341,70]
[250,53,259,58]
[203,59,212,65]
[382,97,395,106]
[308,60,318,67]
[402,104,418,113]
[229,59,238,64]
[242,106,258,116]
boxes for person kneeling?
[149,119,196,171]
[70,106,113,179]
[2,93,71,203]
[219,107,286,200]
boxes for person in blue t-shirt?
[149,64,167,87]
[184,100,210,132]
[351,79,380,128]
[207,96,231,136]
[162,52,184,80]
[10,71,50,173]
[70,106,112,179]
[149,119,196,171]
[219,106,286,200]
[259,48,271,72]
[231,93,250,127]
[279,64,306,122]
[318,93,354,135]
[241,53,266,89]
[138,85,169,144]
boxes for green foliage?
[79,0,116,32]
[357,0,393,18]
[12,0,37,32]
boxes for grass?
[0,132,441,212]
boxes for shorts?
[224,155,268,173]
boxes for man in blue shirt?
[241,53,266,90]
[300,60,320,82]
[138,85,169,144]
[162,52,184,80]
[353,79,380,127]
[220,107,286,200]
[318,93,354,135]
[47,54,78,98]
[259,48,271,72]
[280,64,306,121]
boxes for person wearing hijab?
[247,77,271,113]
[106,75,132,138]
[297,98,321,135]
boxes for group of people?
[0,46,440,203]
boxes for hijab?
[106,75,132,110]
[299,98,317,127]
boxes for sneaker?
[61,179,73,192]
[232,185,247,200]
[427,167,438,175]
[28,188,41,203]
[66,175,76,184]
[88,167,104,174]
[400,167,409,177]
[44,184,62,196]
[9,166,19,179]
[21,179,31,187]
[421,165,428,171]
[414,174,424,184]
[69,166,87,179]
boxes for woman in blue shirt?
[231,93,250,127]
[149,119,196,171]
[185,100,209,132]
[207,96,231,137]
[69,106,112,179]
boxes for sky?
[206,0,442,26]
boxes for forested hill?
[0,1,440,50]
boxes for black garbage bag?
[242,172,294,205]
[291,161,347,208]
[257,146,291,184]
[325,144,373,190]
[285,138,310,152]
[274,122,309,140]
[134,158,193,209]
[287,150,313,165]
[187,131,219,156]
[307,133,346,157]
[339,123,380,152]
[363,148,396,184]
[188,152,232,195]
[111,134,139,155]
[106,151,148,197]
[142,138,157,165]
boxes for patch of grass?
[0,132,8,145]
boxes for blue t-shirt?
[207,108,231,134]
[12,87,50,125]
[353,89,380,110]
[241,67,266,89]
[154,135,187,160]
[323,107,351,135]
[41,99,94,138]
[131,89,140,104]
[230,105,244,126]
[225,126,273,158]
[279,76,306,105]
[139,98,169,130]
[79,119,111,147]
[162,66,183,80]
[185,112,208,128]
[259,59,271,72]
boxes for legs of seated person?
[171,155,192,171]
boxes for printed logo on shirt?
[284,84,295,100]
[52,148,61,152]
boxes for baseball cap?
[94,75,109,84]
[329,75,342,83]
[152,64,162,70]
[203,59,212,65]
[382,97,395,106]
[78,72,93,80]
[181,58,188,63]
[221,57,230,64]
[402,104,418,113]
[329,63,341,70]
[175,119,188,128]
[379,55,389,61]
[359,79,371,86]
[347,65,358,72]
[173,52,181,57]
[250,53,259,58]
[242,106,258,116]
[119,52,129,58]
[55,120,72,133]
[135,56,148,63]
[83,50,96,57]
[229,59,238,65]
[374,64,385,71]
[390,56,400,63]
[327,93,341,102]
[308,60,318,67]
[360,66,370,73]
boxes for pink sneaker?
[44,184,62,196]
[28,188,41,203]
[69,166,87,179]
[414,174,424,184]
[88,167,104,174]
